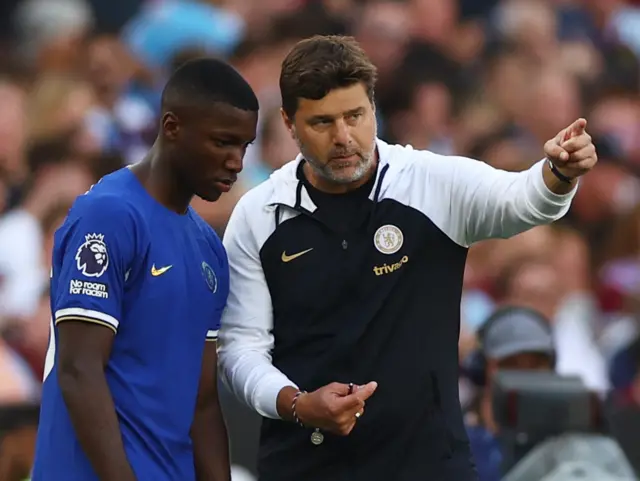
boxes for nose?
[332,118,352,147]
[224,149,244,174]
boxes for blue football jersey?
[32,168,229,481]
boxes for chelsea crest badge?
[201,261,217,294]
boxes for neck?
[131,142,193,214]
[303,149,379,194]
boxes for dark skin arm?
[57,321,136,481]
[191,342,231,481]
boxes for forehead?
[190,102,258,138]
[296,83,370,118]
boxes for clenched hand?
[295,382,378,436]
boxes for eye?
[346,112,362,122]
[213,139,231,148]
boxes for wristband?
[547,159,574,184]
[292,390,307,427]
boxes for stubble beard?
[294,127,377,185]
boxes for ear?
[162,112,180,141]
[280,108,295,139]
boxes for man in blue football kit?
[32,58,259,481]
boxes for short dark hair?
[161,57,258,113]
[280,35,377,119]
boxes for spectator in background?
[465,306,556,481]
[3,201,73,381]
[0,336,39,405]
[122,0,246,74]
[26,75,98,157]
[0,425,37,481]
[609,336,640,405]
[0,79,28,190]
[0,140,93,322]
[82,33,157,164]
[12,0,93,69]
[241,107,298,187]
[492,235,610,393]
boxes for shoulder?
[234,175,278,215]
[378,141,442,185]
[223,172,287,254]
[381,141,493,195]
[389,143,483,176]
[189,208,225,251]
[228,173,280,232]
[378,138,482,170]
[69,192,140,225]
[58,191,145,259]
[234,158,300,214]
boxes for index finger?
[566,118,587,140]
[333,392,365,413]
[333,381,378,412]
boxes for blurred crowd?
[1,0,640,479]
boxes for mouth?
[212,179,235,193]
[330,153,360,163]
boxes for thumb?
[353,381,379,402]
[564,118,587,141]
[332,382,378,411]
[546,142,569,163]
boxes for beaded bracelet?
[292,390,307,427]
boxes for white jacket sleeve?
[218,199,297,419]
[410,153,578,247]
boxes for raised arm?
[409,118,597,247]
[218,200,297,419]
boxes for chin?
[330,165,369,184]
[196,190,222,203]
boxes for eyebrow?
[209,131,256,144]
[307,106,366,124]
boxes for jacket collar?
[266,138,394,212]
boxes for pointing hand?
[544,118,598,180]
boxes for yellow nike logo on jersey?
[281,248,314,263]
[151,264,173,276]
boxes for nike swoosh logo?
[151,264,173,276]
[281,248,314,263]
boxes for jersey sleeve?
[53,197,137,334]
[206,238,229,343]
[409,152,577,247]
